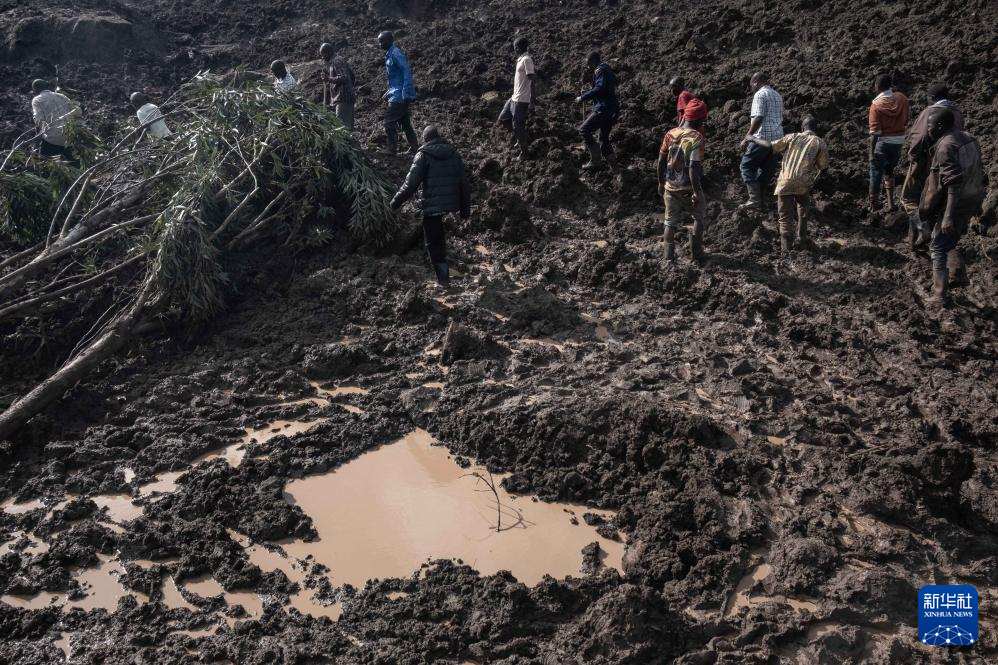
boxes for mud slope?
[2,0,997,663]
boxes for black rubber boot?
[947,250,967,287]
[582,141,603,171]
[929,268,948,305]
[433,262,450,288]
[663,227,677,263]
[738,182,762,210]
[780,234,792,255]
[690,220,706,263]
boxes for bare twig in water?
[462,471,501,532]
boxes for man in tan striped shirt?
[748,116,829,254]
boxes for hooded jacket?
[392,138,471,217]
[907,100,964,161]
[579,63,618,115]
[868,90,910,138]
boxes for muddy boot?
[928,268,948,305]
[663,227,677,263]
[433,262,450,288]
[947,250,967,287]
[885,183,896,212]
[780,234,793,256]
[738,182,762,211]
[582,141,604,171]
[796,216,816,250]
[867,191,878,222]
[689,221,706,264]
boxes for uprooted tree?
[0,75,402,439]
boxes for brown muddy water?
[282,429,623,587]
[2,420,622,618]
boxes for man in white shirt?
[30,79,79,160]
[738,71,784,210]
[130,92,172,140]
[271,60,297,93]
[496,37,535,160]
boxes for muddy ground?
[2,0,998,663]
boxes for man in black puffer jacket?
[391,126,471,287]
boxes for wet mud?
[2,0,998,663]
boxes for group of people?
[655,71,985,304]
[25,34,987,302]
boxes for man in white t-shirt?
[496,37,535,160]
[130,92,172,140]
[30,79,79,161]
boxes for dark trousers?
[740,141,780,188]
[423,215,446,264]
[869,141,902,196]
[498,100,530,153]
[385,100,418,151]
[579,110,616,155]
[39,139,73,162]
[335,101,355,130]
[930,211,972,273]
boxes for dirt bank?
[2,0,997,663]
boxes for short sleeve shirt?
[659,127,705,191]
[136,103,172,139]
[512,54,535,103]
[770,131,828,196]
[274,73,297,93]
[31,91,76,146]
[750,85,784,141]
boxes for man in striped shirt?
[739,72,784,210]
[748,116,829,254]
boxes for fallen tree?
[0,75,402,440]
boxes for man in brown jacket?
[901,82,963,247]
[918,107,985,303]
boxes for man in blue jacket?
[390,126,471,287]
[575,51,619,171]
[378,31,418,155]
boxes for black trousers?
[423,215,446,264]
[385,100,418,150]
[579,110,616,155]
[498,100,530,151]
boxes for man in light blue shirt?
[378,31,418,155]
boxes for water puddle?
[161,576,196,610]
[724,561,818,616]
[93,494,144,523]
[54,633,71,658]
[518,338,567,353]
[138,470,186,496]
[312,381,369,397]
[282,429,623,587]
[184,575,263,618]
[1,553,128,611]
[0,531,49,556]
[1,497,44,515]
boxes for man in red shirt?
[657,98,709,263]
[868,74,910,219]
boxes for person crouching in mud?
[391,126,471,288]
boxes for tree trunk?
[0,280,153,441]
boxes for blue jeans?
[740,141,780,187]
[869,141,902,195]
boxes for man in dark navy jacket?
[575,51,619,171]
[391,126,471,287]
